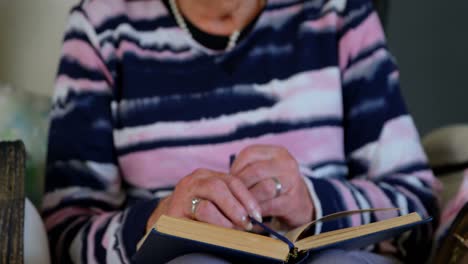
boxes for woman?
[43,0,440,263]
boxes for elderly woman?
[43,0,439,263]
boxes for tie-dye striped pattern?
[43,0,441,263]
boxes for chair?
[422,125,468,207]
[422,125,468,264]
[0,141,50,264]
[0,141,25,264]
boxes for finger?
[251,219,277,234]
[251,223,270,234]
[194,200,234,229]
[259,195,290,217]
[224,176,263,222]
[249,178,280,202]
[230,145,278,175]
[196,176,252,230]
[234,159,278,188]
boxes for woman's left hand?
[230,145,314,228]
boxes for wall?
[386,0,468,135]
[0,0,77,97]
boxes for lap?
[167,250,400,264]
[306,249,400,264]
[166,253,231,264]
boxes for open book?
[134,209,431,263]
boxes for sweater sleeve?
[301,0,441,261]
[42,6,159,263]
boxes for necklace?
[168,0,241,51]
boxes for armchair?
[0,141,50,264]
[0,141,25,264]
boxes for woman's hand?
[146,168,262,233]
[230,145,315,228]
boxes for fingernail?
[246,222,253,231]
[242,216,253,231]
[253,210,263,223]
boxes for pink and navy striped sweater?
[43,0,441,263]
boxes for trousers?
[167,249,400,264]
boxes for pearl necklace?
[168,0,241,51]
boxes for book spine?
[250,217,295,250]
[286,247,299,262]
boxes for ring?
[191,197,202,219]
[272,177,282,198]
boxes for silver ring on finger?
[191,197,202,219]
[272,177,282,198]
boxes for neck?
[176,0,264,36]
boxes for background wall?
[387,0,468,135]
[0,0,467,135]
[0,0,77,97]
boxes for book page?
[294,212,422,251]
[285,208,399,243]
[284,221,314,243]
[154,215,290,260]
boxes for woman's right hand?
[146,168,263,232]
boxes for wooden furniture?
[423,126,468,264]
[0,141,25,264]
[433,203,468,264]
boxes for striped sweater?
[43,0,441,263]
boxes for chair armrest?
[422,125,468,207]
[422,125,468,170]
[0,141,26,264]
[433,203,468,264]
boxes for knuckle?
[233,179,248,193]
[278,146,289,154]
[278,149,292,160]
[198,178,210,190]
[226,178,243,192]
[242,145,255,154]
[240,144,259,157]
[273,145,287,156]
[206,177,226,192]
[283,159,296,171]
[223,175,234,185]
[177,175,193,189]
[192,168,208,175]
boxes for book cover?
[134,230,286,264]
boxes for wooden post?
[0,141,25,264]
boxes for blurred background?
[0,0,467,205]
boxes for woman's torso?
[95,0,347,199]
